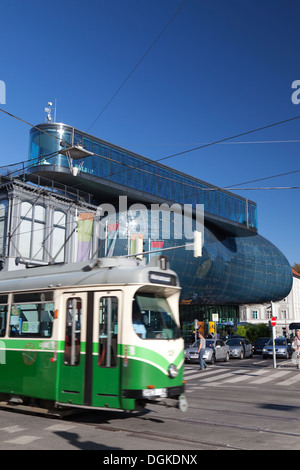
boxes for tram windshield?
[132,294,181,340]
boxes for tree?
[236,323,270,342]
[292,263,300,274]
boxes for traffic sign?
[271,317,277,327]
[212,313,219,322]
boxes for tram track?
[88,415,300,450]
[123,429,245,450]
[152,412,300,437]
[183,400,300,424]
[92,422,247,450]
[0,397,299,450]
[73,399,300,451]
[94,410,300,437]
[2,361,300,450]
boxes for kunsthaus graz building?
[0,122,292,336]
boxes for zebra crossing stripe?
[279,372,300,386]
[45,424,76,432]
[184,367,230,381]
[221,368,269,383]
[184,366,300,387]
[250,370,291,384]
[0,425,26,434]
[200,369,246,382]
[4,435,42,445]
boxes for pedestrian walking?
[292,330,300,369]
[198,331,207,370]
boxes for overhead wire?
[1,114,300,258]
[1,107,300,198]
[86,115,300,195]
[224,168,300,190]
[1,0,300,195]
[122,139,300,147]
[156,115,300,163]
[2,1,300,260]
[0,108,63,143]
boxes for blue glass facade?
[98,210,293,305]
[28,123,257,231]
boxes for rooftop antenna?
[54,98,57,122]
[44,99,57,122]
[45,101,53,122]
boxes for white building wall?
[239,272,300,337]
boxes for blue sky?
[0,0,300,265]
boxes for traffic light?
[208,321,215,336]
[198,321,205,335]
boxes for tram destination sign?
[149,271,176,286]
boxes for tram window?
[0,304,8,337]
[98,297,118,368]
[9,291,54,337]
[133,294,181,340]
[64,297,81,366]
[13,291,53,303]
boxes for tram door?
[91,291,121,409]
[58,292,88,405]
[58,291,122,409]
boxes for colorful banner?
[77,212,94,261]
[108,222,119,232]
[150,240,164,257]
[130,234,144,256]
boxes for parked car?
[253,337,270,354]
[184,339,230,364]
[262,337,293,359]
[225,337,252,359]
[184,340,200,363]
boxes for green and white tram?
[0,256,187,414]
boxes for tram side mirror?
[159,256,168,270]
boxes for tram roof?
[0,257,180,293]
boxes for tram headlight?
[168,364,178,378]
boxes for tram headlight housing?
[168,364,178,378]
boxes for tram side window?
[9,292,54,337]
[0,299,8,337]
[64,297,81,366]
[98,297,118,368]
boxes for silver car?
[225,337,252,359]
[184,339,230,364]
[262,338,293,359]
